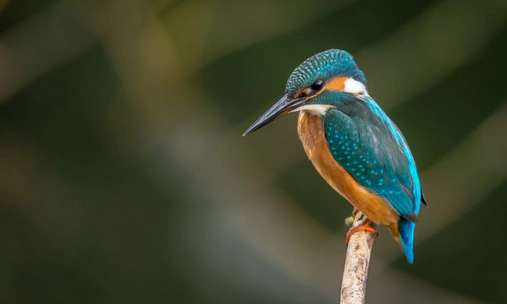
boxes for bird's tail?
[387,218,416,264]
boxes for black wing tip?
[403,213,418,223]
[421,191,428,207]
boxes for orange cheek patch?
[294,89,307,98]
[323,76,347,92]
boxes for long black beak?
[243,94,305,136]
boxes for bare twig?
[340,212,378,304]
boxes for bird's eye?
[311,80,324,91]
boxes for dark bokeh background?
[0,0,506,303]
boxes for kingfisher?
[243,49,426,263]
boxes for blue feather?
[322,93,422,262]
[286,50,366,97]
[399,217,416,264]
[322,94,421,218]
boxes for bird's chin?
[291,104,334,116]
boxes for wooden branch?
[340,212,378,304]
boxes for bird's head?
[243,49,367,136]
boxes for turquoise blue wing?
[323,107,421,219]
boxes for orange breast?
[297,111,399,225]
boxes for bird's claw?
[344,208,361,227]
[345,217,378,246]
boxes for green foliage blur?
[0,0,506,303]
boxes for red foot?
[346,218,378,245]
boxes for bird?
[243,49,426,263]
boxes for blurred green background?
[0,0,506,303]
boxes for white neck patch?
[343,78,368,95]
[290,104,334,116]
